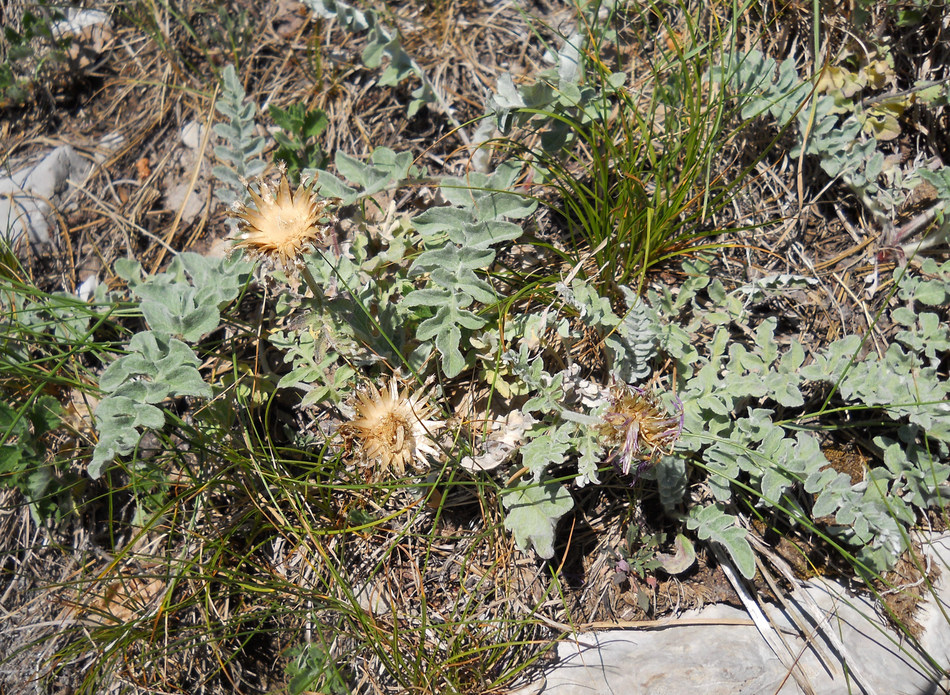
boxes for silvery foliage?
[402,163,536,377]
[88,70,437,485]
[649,257,950,577]
[555,281,658,382]
[87,64,260,481]
[299,0,459,125]
[301,147,538,382]
[499,255,950,574]
[90,253,252,479]
[713,50,950,247]
[212,64,266,207]
[494,279,661,559]
[479,16,627,161]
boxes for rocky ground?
[1,0,949,693]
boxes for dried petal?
[599,383,683,476]
[229,168,336,272]
[340,378,443,478]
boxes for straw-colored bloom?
[229,168,335,272]
[340,379,443,478]
[599,383,683,478]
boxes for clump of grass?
[499,0,751,297]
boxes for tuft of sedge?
[598,383,683,478]
[228,165,337,273]
[339,378,443,480]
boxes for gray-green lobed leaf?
[502,477,575,560]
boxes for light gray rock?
[51,8,111,36]
[0,146,89,248]
[525,533,950,695]
[181,120,207,150]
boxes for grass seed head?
[229,166,336,273]
[340,378,443,478]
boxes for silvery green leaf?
[502,477,574,559]
[575,430,603,487]
[655,455,687,511]
[493,74,525,109]
[412,206,473,238]
[301,0,369,31]
[812,473,855,518]
[314,170,358,202]
[521,422,574,479]
[518,80,556,109]
[556,32,584,88]
[521,370,565,414]
[556,81,582,107]
[472,192,536,222]
[687,505,755,579]
[89,397,167,479]
[607,71,627,89]
[114,257,142,282]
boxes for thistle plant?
[229,168,337,275]
[599,383,684,478]
[10,6,950,690]
[339,377,443,479]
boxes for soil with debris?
[1,0,949,693]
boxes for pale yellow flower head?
[229,167,336,272]
[340,378,443,478]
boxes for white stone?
[181,121,207,150]
[0,146,89,248]
[525,533,950,695]
[51,8,111,36]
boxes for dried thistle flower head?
[340,378,443,478]
[599,383,683,477]
[229,167,336,272]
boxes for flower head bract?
[598,383,683,478]
[229,167,336,273]
[340,378,443,478]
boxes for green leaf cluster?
[90,253,251,479]
[555,279,659,383]
[315,147,417,205]
[403,162,535,377]
[269,103,329,184]
[0,395,68,522]
[716,49,950,248]
[115,253,251,343]
[654,257,950,577]
[301,0,452,119]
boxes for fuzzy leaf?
[687,505,756,579]
[403,291,485,378]
[654,455,687,512]
[574,430,603,487]
[89,396,167,479]
[655,534,697,575]
[99,332,209,400]
[314,170,358,201]
[502,477,574,559]
[521,423,574,479]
